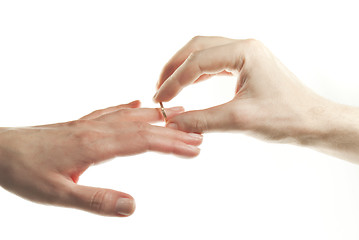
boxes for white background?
[1,1,359,239]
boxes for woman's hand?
[154,36,327,141]
[153,36,359,162]
[0,100,203,217]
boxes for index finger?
[157,36,236,89]
[154,42,245,103]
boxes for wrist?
[295,98,359,161]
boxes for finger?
[145,124,203,146]
[145,133,201,158]
[66,183,135,217]
[96,106,185,123]
[80,100,141,120]
[157,36,236,89]
[96,124,203,159]
[154,42,245,103]
[165,102,236,133]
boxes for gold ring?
[159,102,168,122]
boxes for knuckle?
[244,38,261,46]
[190,35,203,43]
[92,109,104,116]
[67,120,81,127]
[189,35,208,50]
[69,119,93,128]
[190,114,208,133]
[193,121,207,133]
[90,189,110,214]
[133,121,148,131]
[118,108,131,116]
[235,39,266,64]
[243,38,266,53]
[188,48,202,60]
[186,51,197,62]
[187,49,205,67]
[185,51,202,71]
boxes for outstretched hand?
[0,100,203,217]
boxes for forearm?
[297,99,359,163]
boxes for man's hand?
[0,100,203,217]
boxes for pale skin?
[1,37,358,219]
[0,100,203,217]
[154,36,359,163]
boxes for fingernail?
[153,92,158,101]
[185,144,201,153]
[168,106,184,113]
[116,198,135,216]
[166,123,178,130]
[188,133,203,140]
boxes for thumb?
[66,184,136,217]
[166,103,235,133]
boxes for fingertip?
[191,145,201,156]
[193,148,201,157]
[184,145,201,158]
[153,87,171,103]
[187,133,204,146]
[116,197,136,217]
[152,92,158,103]
[156,79,162,90]
[177,143,201,158]
[128,100,141,108]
